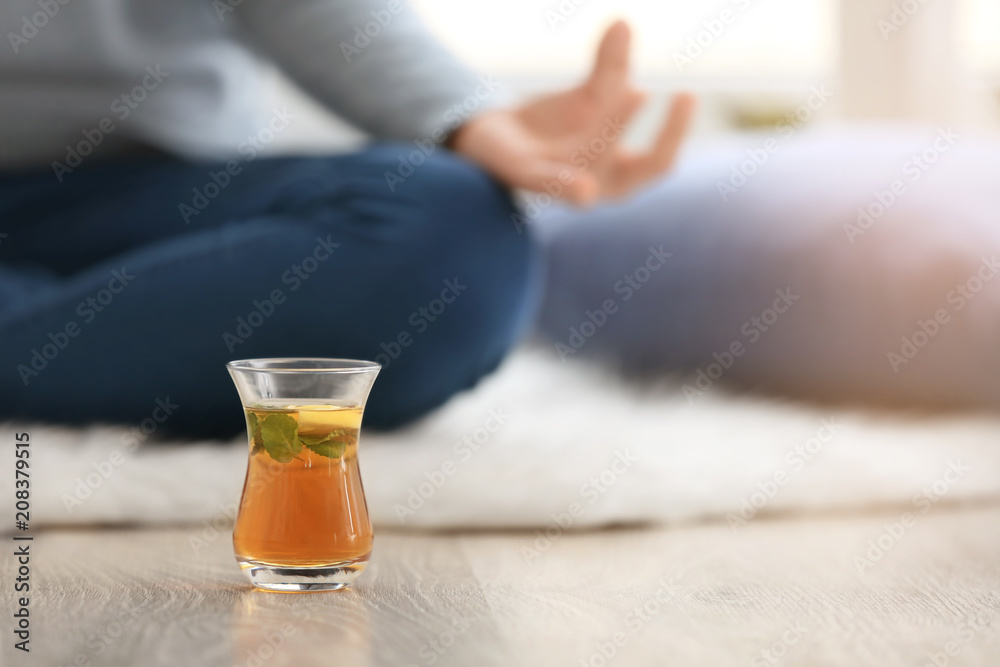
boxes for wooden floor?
[3,504,999,667]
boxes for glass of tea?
[226,358,380,592]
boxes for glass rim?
[226,357,381,374]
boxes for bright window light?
[959,0,1000,75]
[409,0,837,79]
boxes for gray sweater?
[0,0,501,169]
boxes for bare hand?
[450,20,695,205]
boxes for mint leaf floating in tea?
[258,412,303,463]
[300,431,349,459]
[246,411,264,455]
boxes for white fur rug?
[4,344,1000,530]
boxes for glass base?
[237,555,369,592]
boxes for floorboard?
[3,504,999,666]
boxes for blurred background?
[266,0,1000,152]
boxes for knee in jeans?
[425,154,532,253]
[371,145,517,229]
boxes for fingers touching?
[502,157,598,206]
[472,20,695,206]
[616,92,696,190]
[575,22,695,202]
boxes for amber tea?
[227,357,380,591]
[233,403,373,577]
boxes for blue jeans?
[0,147,542,436]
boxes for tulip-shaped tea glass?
[227,358,380,592]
